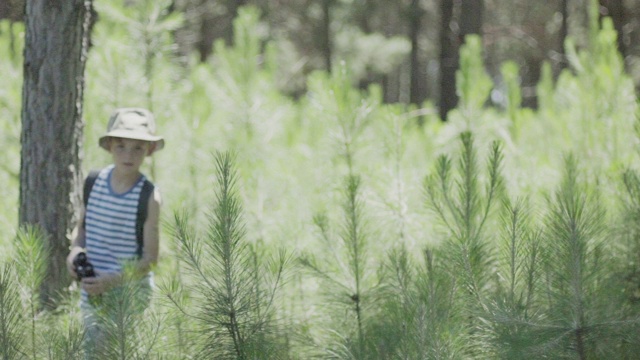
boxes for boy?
[66,107,164,355]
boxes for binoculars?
[73,252,96,280]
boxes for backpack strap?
[135,179,155,258]
[82,170,100,229]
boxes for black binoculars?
[73,252,96,280]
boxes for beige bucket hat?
[99,108,165,152]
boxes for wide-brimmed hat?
[99,108,165,152]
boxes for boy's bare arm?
[66,208,87,277]
[139,187,161,273]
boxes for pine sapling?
[307,63,374,176]
[424,131,503,306]
[543,156,605,359]
[0,264,24,359]
[13,225,49,360]
[39,307,84,360]
[418,249,467,359]
[300,175,379,359]
[370,245,464,359]
[488,156,638,359]
[167,151,290,359]
[482,197,543,359]
[157,250,199,359]
[92,261,162,360]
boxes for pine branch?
[458,131,479,240]
[424,156,458,237]
[496,197,539,310]
[476,141,504,239]
[170,211,219,296]
[0,264,25,359]
[524,229,543,315]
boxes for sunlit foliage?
[1,1,640,358]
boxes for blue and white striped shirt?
[81,165,151,306]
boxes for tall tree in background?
[0,0,24,21]
[195,0,217,61]
[353,0,374,33]
[350,0,376,91]
[176,0,249,62]
[20,0,93,306]
[438,0,457,121]
[599,0,627,58]
[439,0,484,120]
[225,0,248,46]
[459,0,484,41]
[0,0,25,58]
[167,0,640,110]
[408,0,427,106]
[559,0,570,73]
[320,0,334,72]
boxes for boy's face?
[108,137,152,173]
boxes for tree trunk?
[20,0,92,307]
[558,0,569,73]
[354,0,373,34]
[197,9,217,62]
[439,0,457,121]
[225,0,248,46]
[409,0,426,106]
[0,0,25,21]
[599,0,627,58]
[354,0,376,91]
[439,0,484,121]
[320,0,333,72]
[459,0,484,41]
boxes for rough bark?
[20,0,92,307]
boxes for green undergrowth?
[1,1,640,358]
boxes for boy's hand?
[66,259,77,279]
[82,273,120,295]
[66,247,84,278]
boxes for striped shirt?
[81,165,151,306]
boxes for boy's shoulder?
[83,168,155,206]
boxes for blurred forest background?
[3,0,640,359]
[4,0,640,115]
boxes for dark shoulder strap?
[135,179,155,258]
[82,170,100,229]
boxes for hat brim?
[99,130,165,152]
